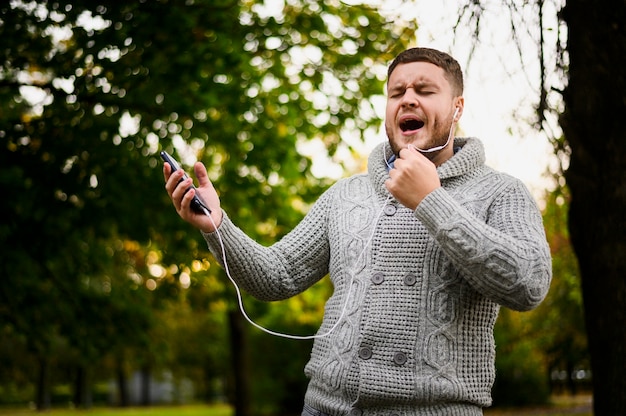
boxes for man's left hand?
[385,145,441,210]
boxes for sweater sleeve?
[201,188,333,302]
[415,181,552,311]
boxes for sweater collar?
[368,137,486,195]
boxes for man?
[164,47,552,415]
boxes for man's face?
[385,61,462,157]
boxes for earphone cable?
[206,194,392,340]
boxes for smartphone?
[160,151,212,215]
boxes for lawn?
[0,395,592,416]
[0,404,232,416]
[484,394,593,416]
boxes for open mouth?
[399,117,425,133]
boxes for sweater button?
[403,273,417,286]
[384,204,397,216]
[358,346,373,360]
[371,272,385,285]
[393,351,408,365]
[349,409,363,416]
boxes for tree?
[456,0,626,412]
[0,0,416,412]
[559,1,626,413]
[538,185,589,395]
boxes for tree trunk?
[73,365,93,408]
[35,356,51,411]
[116,358,129,407]
[228,310,252,416]
[561,0,626,414]
[140,365,152,406]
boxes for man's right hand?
[163,161,223,233]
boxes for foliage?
[493,308,551,407]
[0,0,416,410]
[491,182,588,407]
[1,0,597,411]
[244,278,332,414]
[532,183,589,393]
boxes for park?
[1,0,624,415]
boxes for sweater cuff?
[414,187,460,234]
[200,209,230,255]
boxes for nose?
[400,87,419,108]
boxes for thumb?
[406,144,425,159]
[193,161,211,187]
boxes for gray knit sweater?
[203,137,552,416]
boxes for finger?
[163,162,172,181]
[179,182,197,213]
[193,162,220,205]
[174,175,192,197]
[171,176,193,211]
[407,144,428,162]
[400,145,421,161]
[164,169,184,196]
[387,165,398,180]
[193,162,212,188]
[163,163,180,199]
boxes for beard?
[385,116,452,156]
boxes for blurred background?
[3,0,621,415]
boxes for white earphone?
[411,106,460,153]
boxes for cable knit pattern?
[202,137,552,416]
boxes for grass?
[0,404,232,416]
[0,395,592,416]
[485,394,593,415]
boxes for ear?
[453,97,465,121]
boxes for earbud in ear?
[453,107,459,121]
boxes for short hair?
[387,47,464,96]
